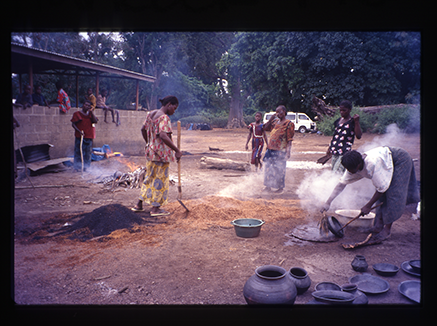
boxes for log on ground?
[199,156,250,171]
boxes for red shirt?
[71,111,96,139]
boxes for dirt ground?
[13,128,422,312]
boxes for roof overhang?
[11,42,155,83]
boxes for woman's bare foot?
[150,206,171,216]
[373,224,392,240]
[370,212,384,233]
[131,200,144,212]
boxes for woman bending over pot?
[321,146,420,240]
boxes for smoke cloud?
[296,123,418,216]
[217,172,264,198]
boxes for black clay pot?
[243,265,297,305]
[351,255,368,272]
[288,267,311,294]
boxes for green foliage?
[317,106,420,136]
[372,105,420,134]
[177,115,228,128]
[178,115,210,125]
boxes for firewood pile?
[99,167,146,191]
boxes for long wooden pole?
[177,121,182,199]
[76,71,79,108]
[28,61,33,92]
[135,80,139,111]
[96,72,100,97]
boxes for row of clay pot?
[243,265,311,305]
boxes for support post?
[28,61,33,92]
[96,72,100,96]
[135,80,139,111]
[76,71,79,108]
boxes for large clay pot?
[288,267,311,294]
[243,265,297,305]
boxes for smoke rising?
[216,172,264,198]
[296,123,418,216]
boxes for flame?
[113,156,140,172]
[125,160,140,172]
[105,148,140,172]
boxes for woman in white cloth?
[321,146,420,240]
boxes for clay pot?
[351,255,368,272]
[288,267,311,295]
[341,283,358,294]
[243,265,297,305]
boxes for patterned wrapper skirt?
[251,137,264,164]
[263,149,287,189]
[375,147,420,225]
[139,161,170,207]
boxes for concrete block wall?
[13,105,149,158]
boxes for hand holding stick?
[338,202,383,232]
[177,121,182,199]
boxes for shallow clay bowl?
[315,282,341,291]
[312,290,354,304]
[372,263,400,277]
[408,260,421,273]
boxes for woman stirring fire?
[132,96,182,216]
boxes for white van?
[263,112,317,133]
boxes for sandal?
[150,210,171,217]
[131,206,145,212]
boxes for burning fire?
[124,160,141,172]
[104,148,141,172]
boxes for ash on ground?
[56,204,164,241]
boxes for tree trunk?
[227,76,246,128]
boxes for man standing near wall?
[71,100,98,172]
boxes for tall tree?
[121,32,171,110]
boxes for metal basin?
[335,209,375,228]
[231,218,265,238]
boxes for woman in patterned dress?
[262,105,294,193]
[245,112,268,171]
[326,100,362,173]
[51,81,71,114]
[132,96,182,216]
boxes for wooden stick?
[94,275,112,281]
[80,133,84,176]
[15,184,79,189]
[338,202,384,231]
[177,121,182,199]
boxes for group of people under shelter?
[14,82,119,124]
[14,82,121,173]
[129,96,419,245]
[14,81,71,113]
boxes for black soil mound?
[60,204,159,240]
